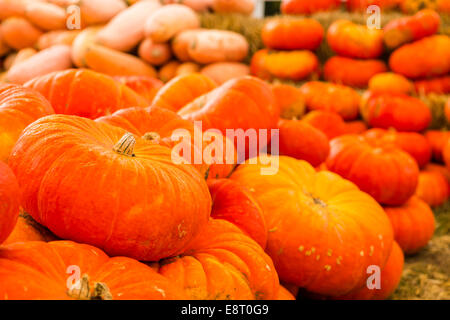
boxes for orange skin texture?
[347,0,401,11]
[425,130,450,163]
[260,50,320,81]
[300,81,361,121]
[364,128,432,168]
[415,169,449,207]
[360,91,431,132]
[152,73,217,111]
[272,83,306,120]
[155,219,279,300]
[424,163,450,190]
[0,241,186,300]
[231,157,394,296]
[249,49,273,81]
[208,179,267,249]
[113,75,163,104]
[326,134,419,206]
[278,119,330,167]
[172,29,205,62]
[24,2,66,31]
[201,62,250,85]
[389,35,450,79]
[212,0,255,15]
[277,286,296,300]
[158,61,181,83]
[138,38,172,66]
[327,19,384,59]
[415,76,450,95]
[262,18,324,51]
[333,241,404,300]
[0,17,42,50]
[383,9,441,49]
[3,212,57,245]
[384,197,436,255]
[175,62,201,77]
[8,115,212,262]
[0,161,20,244]
[344,120,368,135]
[368,72,414,95]
[24,69,148,119]
[302,110,347,140]
[324,56,388,88]
[0,83,55,163]
[281,0,341,14]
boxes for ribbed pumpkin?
[0,161,20,244]
[24,69,148,119]
[299,81,361,121]
[326,134,419,206]
[155,219,279,300]
[272,83,306,120]
[208,179,267,249]
[415,76,450,95]
[425,130,450,162]
[231,157,394,296]
[424,163,450,190]
[384,196,436,255]
[0,83,54,162]
[8,115,211,261]
[3,212,56,245]
[302,110,347,140]
[368,72,414,95]
[278,119,330,167]
[0,241,186,300]
[114,75,163,104]
[415,169,449,207]
[364,128,432,168]
[360,91,431,132]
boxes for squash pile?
[0,0,449,301]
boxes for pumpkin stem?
[113,133,136,157]
[313,197,327,208]
[67,274,113,300]
[142,132,161,144]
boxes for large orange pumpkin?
[326,135,419,205]
[384,196,435,255]
[368,72,414,95]
[415,168,449,207]
[0,241,186,299]
[24,69,148,119]
[302,110,347,140]
[0,161,20,244]
[231,157,394,296]
[0,83,54,162]
[8,115,211,261]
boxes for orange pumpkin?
[24,69,148,119]
[152,73,217,111]
[415,169,449,207]
[384,197,435,254]
[424,130,450,163]
[114,75,163,104]
[344,120,368,135]
[414,76,450,95]
[0,241,186,299]
[445,97,450,123]
[281,0,341,14]
[0,161,20,244]
[360,91,431,132]
[272,83,306,120]
[0,83,55,162]
[262,18,324,51]
[3,212,57,245]
[299,81,361,120]
[424,163,450,190]
[346,0,401,11]
[8,115,211,261]
[326,134,419,205]
[277,286,296,300]
[302,110,347,140]
[231,157,394,296]
[324,56,388,88]
[368,72,414,95]
[327,19,384,59]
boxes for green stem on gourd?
[113,132,136,157]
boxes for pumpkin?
[262,18,324,51]
[277,286,296,300]
[360,91,431,132]
[383,9,441,49]
[278,119,330,167]
[389,35,450,79]
[424,163,450,189]
[368,72,414,95]
[207,179,267,249]
[178,76,280,160]
[384,196,435,254]
[302,110,347,140]
[138,39,172,66]
[158,61,181,83]
[24,69,148,119]
[162,0,213,12]
[0,83,55,162]
[415,169,449,207]
[200,62,250,85]
[23,2,66,31]
[8,114,211,261]
[172,29,205,62]
[0,161,20,244]
[324,56,388,88]
[344,121,368,135]
[114,75,164,104]
[272,83,306,120]
[0,241,186,299]
[327,19,384,59]
[333,241,404,300]
[249,49,272,81]
[3,212,57,245]
[37,30,81,50]
[424,130,450,162]
[346,0,402,11]
[0,17,42,50]
[326,134,419,205]
[299,81,361,120]
[414,76,450,94]
[152,73,217,112]
[230,157,394,296]
[175,62,201,77]
[364,128,432,168]
[281,0,341,14]
[211,0,255,15]
[154,218,279,300]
